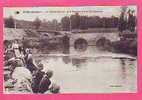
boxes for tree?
[111,16,119,28]
[118,7,128,32]
[127,9,136,32]
[79,16,88,29]
[70,13,80,29]
[52,19,58,30]
[33,17,41,30]
[61,16,70,31]
[4,16,15,28]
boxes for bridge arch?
[74,38,88,51]
[96,37,112,51]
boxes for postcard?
[3,6,137,94]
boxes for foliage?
[4,16,15,28]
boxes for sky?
[4,6,137,22]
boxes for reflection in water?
[33,45,137,93]
[72,58,87,69]
[62,43,71,64]
[62,56,71,64]
[120,59,127,80]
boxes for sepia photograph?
[3,6,137,94]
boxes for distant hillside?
[4,28,40,41]
[4,28,26,40]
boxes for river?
[32,45,137,93]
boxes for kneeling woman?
[38,70,53,94]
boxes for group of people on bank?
[4,40,60,94]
